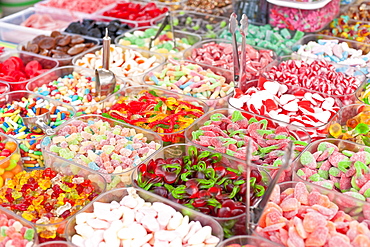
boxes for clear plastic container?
[261,55,367,105]
[38,241,76,247]
[185,108,311,182]
[254,180,370,244]
[292,139,370,210]
[228,79,342,141]
[0,91,76,170]
[0,206,39,246]
[65,186,224,243]
[0,82,10,94]
[26,66,125,115]
[155,10,229,39]
[0,50,59,91]
[101,85,209,145]
[72,44,165,86]
[17,32,99,66]
[143,59,234,110]
[0,21,51,44]
[41,114,163,190]
[293,33,370,55]
[2,154,106,242]
[115,26,202,59]
[94,0,169,27]
[217,235,283,247]
[131,143,273,238]
[268,0,341,32]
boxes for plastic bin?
[72,44,165,86]
[131,143,272,238]
[0,50,59,91]
[101,85,209,145]
[0,91,75,170]
[267,0,341,32]
[38,242,76,247]
[0,155,106,243]
[115,26,201,59]
[143,59,234,110]
[18,32,99,66]
[65,187,224,244]
[41,114,163,190]
[26,66,125,115]
[217,235,283,247]
[185,108,310,182]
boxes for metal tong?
[95,28,117,98]
[149,11,176,50]
[21,107,56,136]
[229,13,248,85]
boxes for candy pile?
[102,2,168,27]
[329,105,370,144]
[219,24,304,56]
[263,59,364,97]
[70,187,220,246]
[0,138,23,187]
[186,41,275,80]
[117,27,198,58]
[74,45,162,86]
[103,89,205,143]
[294,38,370,76]
[28,71,117,114]
[269,0,340,32]
[256,182,370,246]
[145,59,234,101]
[20,31,97,66]
[296,140,370,202]
[190,110,308,181]
[0,95,73,169]
[42,119,160,184]
[0,168,101,241]
[37,0,115,14]
[230,80,341,139]
[0,212,36,246]
[185,0,232,16]
[64,19,134,41]
[343,2,370,22]
[21,13,72,31]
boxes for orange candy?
[4,142,17,153]
[2,171,14,180]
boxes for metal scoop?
[229,13,240,82]
[244,140,252,235]
[21,108,56,136]
[95,28,117,97]
[239,14,249,89]
[149,11,176,50]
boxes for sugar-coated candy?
[0,168,101,242]
[190,110,308,182]
[74,45,162,86]
[21,14,71,31]
[37,0,115,14]
[0,212,35,246]
[186,41,275,81]
[256,182,370,246]
[70,187,220,246]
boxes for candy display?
[144,59,234,109]
[41,115,162,190]
[294,139,370,202]
[116,26,201,59]
[0,51,58,91]
[20,31,98,66]
[35,0,116,14]
[256,181,370,246]
[64,19,137,42]
[102,86,208,144]
[229,79,341,140]
[219,24,304,56]
[186,109,310,182]
[268,0,341,32]
[66,187,223,246]
[293,34,370,75]
[26,67,124,114]
[0,159,106,242]
[184,39,275,82]
[0,208,37,247]
[73,45,165,86]
[0,91,75,170]
[101,1,169,27]
[184,0,232,16]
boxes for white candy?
[75,223,95,239]
[264,81,280,95]
[167,212,183,230]
[184,221,202,243]
[188,226,212,245]
[279,94,296,105]
[86,218,110,229]
[282,100,298,112]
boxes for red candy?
[103,2,168,26]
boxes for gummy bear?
[329,123,342,138]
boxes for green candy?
[24,228,35,241]
[297,169,305,177]
[300,151,316,168]
[309,173,322,182]
[329,167,340,177]
[318,170,329,180]
[231,110,244,122]
[364,188,370,198]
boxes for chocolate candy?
[343,2,370,21]
[21,31,97,66]
[64,19,133,43]
[185,0,232,16]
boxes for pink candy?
[187,41,275,81]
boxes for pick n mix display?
[3,0,370,245]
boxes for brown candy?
[39,37,56,50]
[56,35,71,47]
[71,35,84,44]
[67,44,85,55]
[51,31,62,38]
[26,42,39,53]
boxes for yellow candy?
[156,48,170,53]
[22,211,35,222]
[329,123,342,138]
